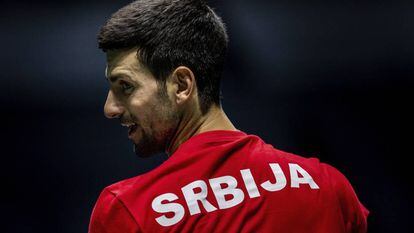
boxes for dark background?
[1,0,412,232]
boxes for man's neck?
[166,105,237,156]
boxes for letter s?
[151,193,185,227]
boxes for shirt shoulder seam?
[104,188,144,232]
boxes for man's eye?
[120,81,134,93]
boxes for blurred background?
[1,0,412,232]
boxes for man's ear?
[171,66,196,104]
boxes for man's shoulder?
[252,141,355,191]
[103,174,144,198]
[250,140,327,172]
[89,176,143,233]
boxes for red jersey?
[89,130,369,233]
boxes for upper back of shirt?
[91,130,368,233]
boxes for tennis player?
[89,0,369,232]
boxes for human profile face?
[103,48,180,157]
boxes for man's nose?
[104,91,124,119]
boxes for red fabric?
[89,130,369,233]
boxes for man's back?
[89,130,369,233]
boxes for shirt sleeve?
[89,188,141,233]
[326,164,370,233]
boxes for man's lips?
[120,121,138,138]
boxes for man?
[89,0,369,232]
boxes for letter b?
[209,176,245,209]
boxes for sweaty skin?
[104,47,236,157]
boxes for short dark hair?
[98,0,228,114]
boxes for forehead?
[105,48,152,79]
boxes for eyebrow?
[106,75,121,82]
[106,74,133,83]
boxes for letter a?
[289,163,320,189]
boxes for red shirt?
[89,130,369,233]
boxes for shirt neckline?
[170,129,247,157]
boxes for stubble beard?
[133,129,165,158]
[133,84,180,158]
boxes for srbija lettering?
[151,163,319,227]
